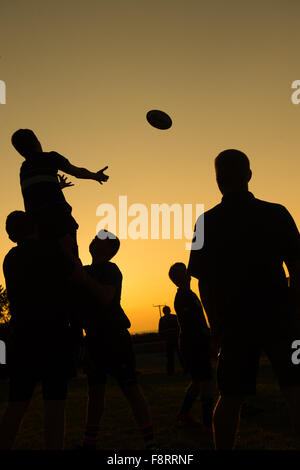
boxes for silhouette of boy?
[188,149,300,449]
[169,262,214,431]
[80,230,155,450]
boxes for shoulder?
[252,197,287,212]
[45,151,71,168]
[195,202,222,222]
[175,288,186,300]
[107,262,122,278]
[204,203,223,217]
[175,288,190,307]
[252,198,297,224]
[47,151,64,159]
[3,246,18,263]
[3,247,20,274]
[46,151,68,162]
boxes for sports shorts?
[217,308,300,396]
[85,329,137,387]
[8,337,73,402]
[180,334,213,381]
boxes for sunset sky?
[0,0,299,333]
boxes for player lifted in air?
[11,128,109,249]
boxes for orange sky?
[0,0,299,333]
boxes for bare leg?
[0,400,30,450]
[44,400,66,450]
[86,384,106,426]
[81,384,106,449]
[121,383,151,428]
[121,383,154,448]
[213,394,243,450]
[179,381,201,416]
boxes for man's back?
[20,152,72,215]
[174,288,209,341]
[159,313,178,343]
[188,192,300,322]
[3,240,73,340]
[83,261,131,336]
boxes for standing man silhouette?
[158,306,181,375]
[188,149,300,449]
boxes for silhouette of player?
[158,305,181,375]
[188,149,300,449]
[11,129,109,249]
[169,262,215,431]
[0,211,77,449]
[79,230,155,450]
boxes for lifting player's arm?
[59,236,116,305]
[70,263,116,305]
[66,164,109,185]
[84,273,116,305]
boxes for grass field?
[0,347,300,451]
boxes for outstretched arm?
[58,234,115,305]
[66,164,109,185]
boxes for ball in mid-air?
[146,109,172,130]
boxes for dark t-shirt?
[3,239,74,342]
[174,288,210,344]
[20,151,72,214]
[158,314,179,343]
[188,191,300,327]
[83,262,131,339]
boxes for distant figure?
[169,263,214,431]
[188,149,300,450]
[0,211,77,450]
[79,231,155,450]
[158,305,181,375]
[11,129,109,248]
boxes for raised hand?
[58,173,74,189]
[95,166,109,185]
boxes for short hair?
[89,229,120,260]
[6,211,35,243]
[215,149,250,181]
[11,129,40,157]
[162,306,171,315]
[168,262,186,286]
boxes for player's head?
[11,129,42,157]
[215,149,252,194]
[168,262,190,288]
[5,211,36,243]
[162,306,171,315]
[89,229,120,262]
